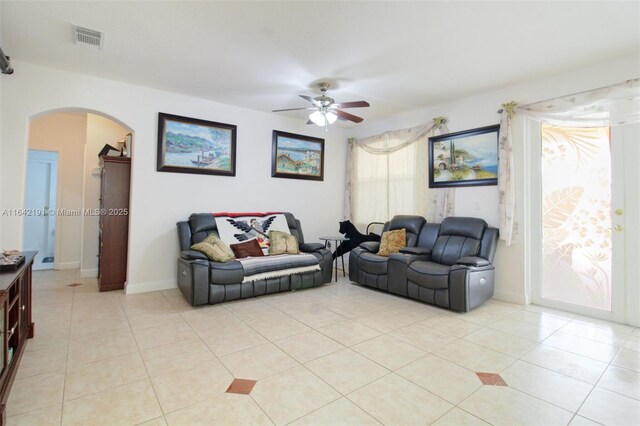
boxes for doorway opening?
[23,150,58,270]
[529,122,638,324]
[23,110,133,280]
[539,125,614,312]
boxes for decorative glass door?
[538,124,624,317]
[530,123,640,324]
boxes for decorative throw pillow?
[268,231,299,255]
[376,228,407,257]
[203,233,228,248]
[230,239,264,258]
[191,234,235,262]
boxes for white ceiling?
[1,1,639,125]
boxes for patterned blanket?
[213,212,291,255]
[238,254,320,283]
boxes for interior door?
[530,122,638,324]
[23,150,58,270]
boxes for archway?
[24,108,134,280]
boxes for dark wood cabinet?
[98,156,131,292]
[0,251,35,424]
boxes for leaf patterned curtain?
[426,120,456,223]
[499,78,640,246]
[498,103,517,246]
[520,78,639,127]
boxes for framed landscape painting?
[428,124,499,188]
[157,112,237,176]
[271,130,324,181]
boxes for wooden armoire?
[98,156,131,291]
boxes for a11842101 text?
[1,208,128,217]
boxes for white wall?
[82,114,129,276]
[28,112,87,268]
[351,55,640,304]
[0,61,348,293]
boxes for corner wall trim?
[125,279,177,295]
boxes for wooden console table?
[0,251,35,425]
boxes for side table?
[319,236,349,282]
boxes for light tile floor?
[6,268,640,425]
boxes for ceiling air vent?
[72,25,104,49]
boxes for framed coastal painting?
[271,130,324,181]
[157,112,237,176]
[428,124,499,188]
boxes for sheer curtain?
[345,117,452,230]
[498,78,640,246]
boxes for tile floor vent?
[72,25,104,49]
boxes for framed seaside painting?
[271,130,324,181]
[157,112,237,176]
[428,124,499,188]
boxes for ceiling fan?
[272,82,370,129]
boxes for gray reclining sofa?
[349,216,499,312]
[177,212,332,306]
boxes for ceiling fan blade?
[272,107,315,112]
[335,109,364,123]
[333,101,370,109]
[299,94,320,106]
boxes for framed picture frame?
[428,124,500,188]
[157,112,237,176]
[271,130,324,181]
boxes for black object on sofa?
[349,216,499,312]
[333,220,381,260]
[177,212,332,306]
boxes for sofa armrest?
[449,264,495,312]
[299,242,325,253]
[177,257,210,306]
[456,256,490,267]
[181,250,209,261]
[301,245,332,283]
[359,241,380,253]
[399,247,432,256]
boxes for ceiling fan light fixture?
[275,82,368,126]
[309,110,326,126]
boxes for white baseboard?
[80,268,98,278]
[54,261,80,270]
[493,289,528,305]
[125,279,177,295]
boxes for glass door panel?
[540,125,612,311]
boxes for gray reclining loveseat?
[349,216,498,312]
[177,212,332,306]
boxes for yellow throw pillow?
[268,231,299,255]
[191,234,235,262]
[376,228,407,257]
